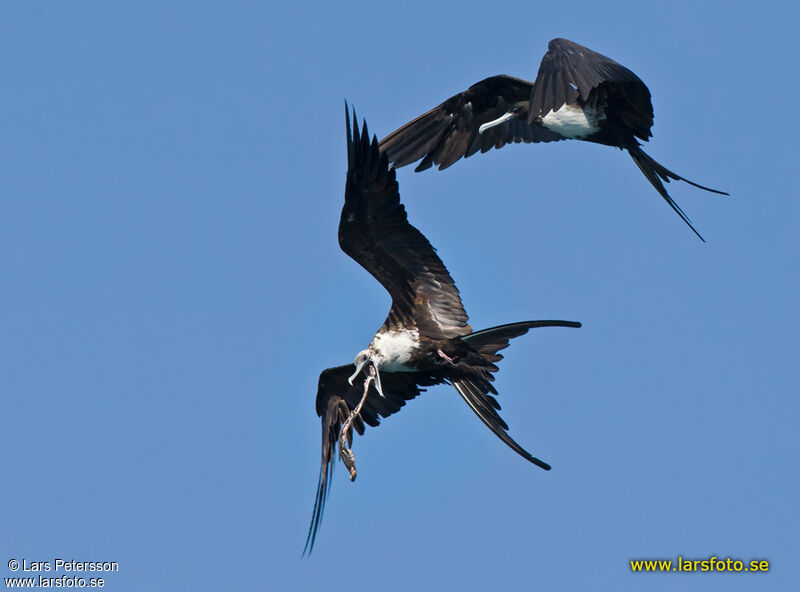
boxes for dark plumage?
[379,37,728,241]
[304,106,581,554]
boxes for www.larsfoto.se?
[630,556,769,573]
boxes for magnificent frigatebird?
[304,106,580,554]
[379,37,727,241]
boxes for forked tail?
[453,320,581,471]
[628,146,728,242]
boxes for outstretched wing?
[304,364,440,555]
[529,38,653,142]
[341,106,470,339]
[379,75,562,172]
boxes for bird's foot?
[437,349,455,364]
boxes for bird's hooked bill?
[478,112,514,134]
[347,359,367,385]
[347,357,387,398]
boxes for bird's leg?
[437,349,455,364]
[338,370,374,482]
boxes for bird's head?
[348,350,372,385]
[478,101,529,134]
[348,349,386,398]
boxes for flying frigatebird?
[304,106,581,554]
[379,37,727,241]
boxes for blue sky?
[1,1,797,590]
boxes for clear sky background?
[1,1,797,591]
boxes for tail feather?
[453,320,581,471]
[463,320,582,354]
[453,378,551,470]
[628,146,729,242]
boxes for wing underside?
[304,364,439,554]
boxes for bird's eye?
[511,106,520,114]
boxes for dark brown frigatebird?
[379,37,728,241]
[303,106,581,554]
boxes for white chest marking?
[370,329,419,372]
[541,104,601,138]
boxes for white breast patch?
[541,104,601,138]
[370,329,419,372]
